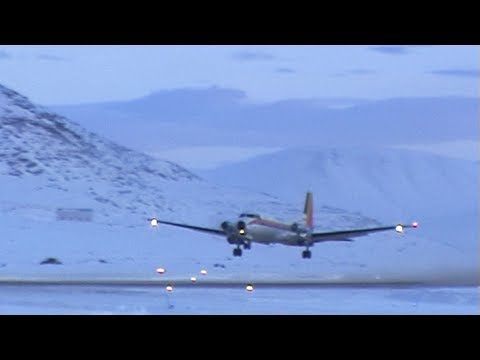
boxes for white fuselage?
[240,218,309,247]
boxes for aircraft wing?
[152,219,225,236]
[311,224,416,243]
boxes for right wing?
[149,218,225,236]
[311,223,417,243]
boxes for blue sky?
[0,45,478,105]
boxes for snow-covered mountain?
[1,84,477,286]
[1,83,390,236]
[0,83,206,220]
[0,84,198,180]
[200,146,479,263]
[200,146,478,219]
[0,84,303,226]
[50,87,479,151]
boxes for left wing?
[149,218,225,236]
[311,223,417,243]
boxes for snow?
[148,146,282,170]
[201,146,478,217]
[1,203,477,286]
[0,285,477,314]
[391,140,479,161]
[1,83,479,314]
[198,147,479,296]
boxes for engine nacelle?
[223,221,246,237]
[237,220,246,230]
[291,222,299,232]
[236,221,247,236]
[221,221,235,232]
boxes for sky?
[0,45,478,105]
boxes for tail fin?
[304,191,314,230]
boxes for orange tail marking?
[304,192,313,229]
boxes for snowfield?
[1,284,478,315]
[1,83,478,314]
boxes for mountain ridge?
[50,87,479,150]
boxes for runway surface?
[1,279,478,314]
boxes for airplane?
[148,192,418,259]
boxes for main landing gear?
[233,241,250,256]
[302,249,312,259]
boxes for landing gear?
[233,247,243,257]
[302,249,312,259]
[243,242,251,250]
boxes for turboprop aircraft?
[148,192,418,259]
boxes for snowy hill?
[200,146,479,269]
[0,84,298,225]
[0,84,197,180]
[1,84,478,286]
[0,84,207,221]
[0,84,382,271]
[200,146,478,219]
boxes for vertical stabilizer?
[304,192,314,230]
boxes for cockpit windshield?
[239,213,261,219]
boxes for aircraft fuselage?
[235,218,310,247]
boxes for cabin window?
[240,213,260,219]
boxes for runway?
[0,271,478,288]
[1,279,478,314]
[0,279,466,288]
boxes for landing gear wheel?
[233,248,243,257]
[243,242,251,250]
[302,250,312,259]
